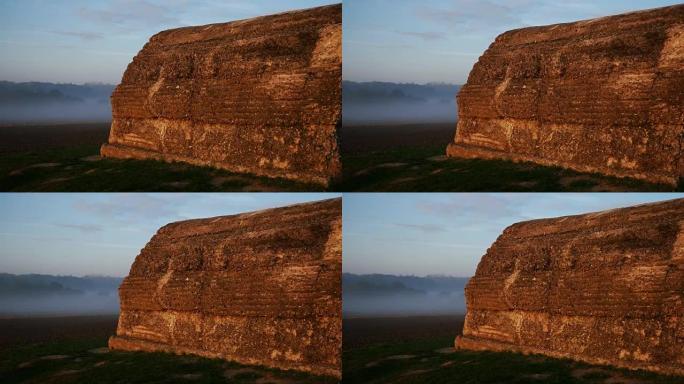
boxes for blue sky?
[0,0,337,84]
[343,193,683,277]
[0,193,338,276]
[1,193,681,277]
[2,1,678,84]
[344,0,683,83]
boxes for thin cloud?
[415,0,523,29]
[394,223,447,233]
[51,30,104,41]
[54,223,104,233]
[396,30,446,41]
[416,194,523,219]
[0,232,73,243]
[75,0,322,32]
[0,231,137,250]
[77,0,181,28]
[72,194,185,224]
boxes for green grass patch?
[0,337,336,384]
[0,145,322,192]
[336,145,677,192]
[343,335,683,383]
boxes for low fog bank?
[343,273,468,317]
[0,273,122,317]
[0,81,114,124]
[342,81,461,125]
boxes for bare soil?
[0,315,118,348]
[343,315,464,350]
[0,123,110,153]
[340,123,453,153]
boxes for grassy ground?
[337,144,677,192]
[0,144,321,192]
[1,337,334,384]
[337,123,680,192]
[342,335,682,384]
[3,122,678,191]
[0,123,322,191]
[12,335,677,384]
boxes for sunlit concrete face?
[102,4,342,186]
[110,199,342,378]
[458,198,684,375]
[448,4,684,186]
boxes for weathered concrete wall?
[447,5,684,186]
[109,198,342,378]
[101,4,341,186]
[456,198,684,375]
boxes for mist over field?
[0,81,114,124]
[0,80,462,125]
[343,273,468,317]
[0,273,121,317]
[342,81,460,125]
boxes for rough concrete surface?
[448,5,684,186]
[102,4,341,186]
[457,198,684,376]
[109,198,342,378]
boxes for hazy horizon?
[343,0,683,84]
[343,273,468,316]
[0,78,461,88]
[342,81,460,124]
[0,273,122,316]
[0,80,465,124]
[1,271,473,279]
